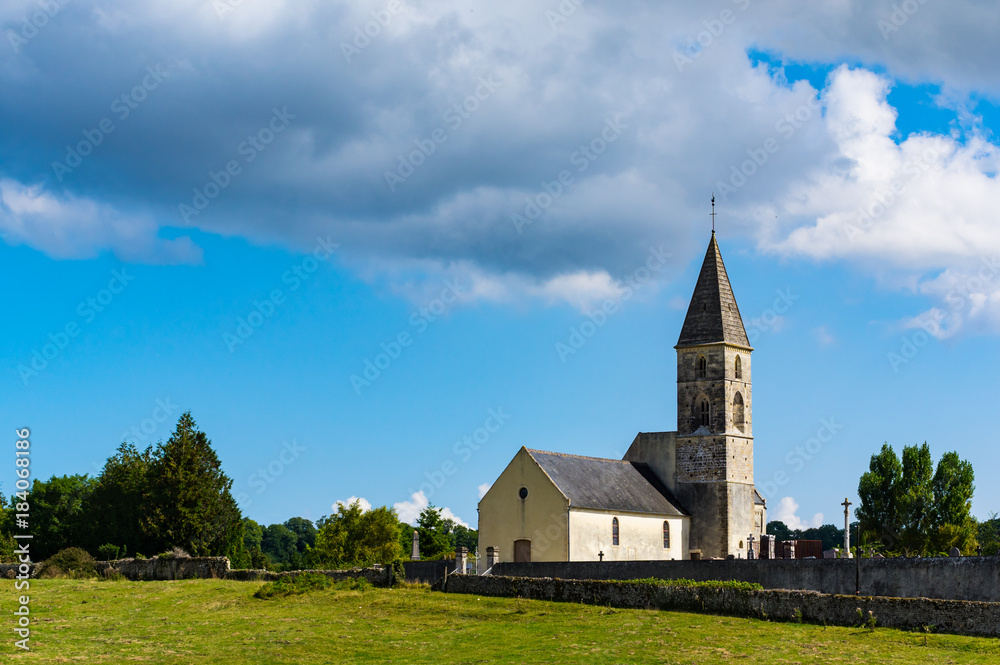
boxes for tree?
[929,451,976,554]
[261,523,299,567]
[86,442,155,557]
[309,500,402,567]
[766,520,794,541]
[857,444,903,549]
[144,412,245,559]
[415,505,453,560]
[19,475,96,560]
[978,514,1000,556]
[857,442,978,555]
[284,517,317,554]
[897,443,935,553]
[451,523,478,552]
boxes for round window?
[518,487,528,500]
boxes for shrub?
[98,544,120,561]
[37,548,97,579]
[254,573,370,600]
[157,547,191,560]
[627,578,763,592]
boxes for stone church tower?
[672,231,757,558]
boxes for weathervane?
[710,194,717,233]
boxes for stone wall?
[492,556,1000,602]
[226,567,393,586]
[402,560,457,584]
[97,557,231,580]
[442,575,1000,638]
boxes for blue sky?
[2,1,999,531]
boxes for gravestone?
[823,549,837,559]
[949,547,962,558]
[455,547,468,575]
[411,530,420,561]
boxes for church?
[478,232,766,562]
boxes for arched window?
[662,521,670,549]
[612,517,620,547]
[697,356,707,379]
[735,355,742,379]
[700,399,710,427]
[733,392,745,432]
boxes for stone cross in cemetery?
[747,534,755,559]
[841,498,852,558]
[411,530,420,561]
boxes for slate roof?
[526,449,688,517]
[754,488,766,506]
[676,232,750,348]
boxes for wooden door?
[514,539,531,562]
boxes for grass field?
[2,579,998,663]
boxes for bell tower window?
[733,392,745,432]
[735,355,742,379]
[697,356,707,379]
[700,400,710,427]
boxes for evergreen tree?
[87,442,155,557]
[144,412,244,558]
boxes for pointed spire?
[676,234,750,348]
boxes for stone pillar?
[411,530,420,561]
[485,546,499,569]
[842,498,852,558]
[455,547,468,575]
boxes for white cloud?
[333,496,372,513]
[393,490,470,528]
[477,482,492,499]
[0,179,201,264]
[760,66,1000,337]
[772,497,823,531]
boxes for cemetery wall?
[492,556,1000,602]
[402,560,457,584]
[441,574,1000,638]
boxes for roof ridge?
[526,448,635,464]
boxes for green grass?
[253,573,371,599]
[2,579,998,663]
[626,577,763,591]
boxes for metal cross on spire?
[710,194,717,233]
